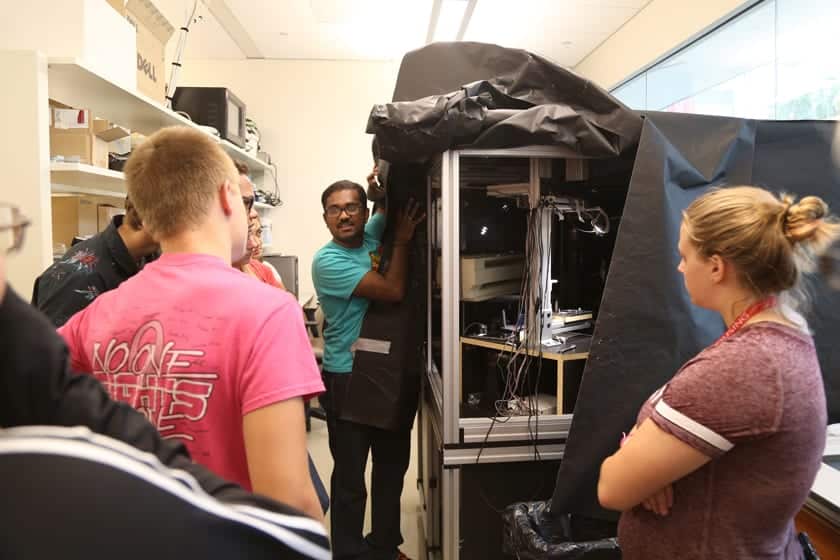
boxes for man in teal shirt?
[312,173,423,560]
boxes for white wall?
[573,0,757,90]
[1,51,52,297]
[177,59,399,301]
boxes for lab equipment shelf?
[47,58,270,174]
[50,162,125,197]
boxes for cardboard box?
[98,205,124,231]
[49,107,109,168]
[124,0,174,104]
[52,196,98,249]
[49,102,130,168]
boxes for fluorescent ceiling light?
[432,0,469,42]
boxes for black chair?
[0,427,329,560]
[303,305,327,430]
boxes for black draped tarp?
[367,42,642,163]
[549,112,840,519]
[366,42,840,522]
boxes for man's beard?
[337,220,360,237]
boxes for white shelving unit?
[2,50,278,295]
[49,164,280,208]
[47,58,272,175]
[50,162,125,198]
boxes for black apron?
[338,298,421,432]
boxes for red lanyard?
[712,296,777,347]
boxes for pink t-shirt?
[618,322,826,560]
[58,253,325,490]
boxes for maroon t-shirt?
[619,322,827,560]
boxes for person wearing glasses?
[0,204,330,559]
[234,158,331,516]
[58,127,325,521]
[0,204,28,256]
[234,214,333,516]
[312,171,424,560]
[237,216,284,289]
[31,197,158,326]
[248,217,286,286]
[235,160,260,222]
[234,160,283,286]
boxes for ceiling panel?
[157,0,245,59]
[464,0,645,66]
[153,0,647,64]
[577,0,648,7]
[233,0,433,60]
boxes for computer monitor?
[263,254,299,299]
[172,87,247,148]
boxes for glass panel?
[610,0,840,121]
[776,0,840,119]
[645,0,776,116]
[612,74,647,110]
[660,64,776,119]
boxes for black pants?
[321,372,412,560]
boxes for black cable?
[472,460,554,521]
[475,202,535,464]
[529,204,546,461]
[166,1,199,109]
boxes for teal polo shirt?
[312,213,385,373]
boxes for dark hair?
[124,197,143,231]
[234,160,249,176]
[321,180,367,210]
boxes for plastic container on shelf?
[261,216,273,248]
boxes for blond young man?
[0,203,329,559]
[59,126,325,520]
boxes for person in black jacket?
[32,197,158,326]
[0,202,329,559]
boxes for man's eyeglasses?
[242,196,255,213]
[325,203,363,218]
[0,204,30,253]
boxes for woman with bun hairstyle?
[597,187,840,559]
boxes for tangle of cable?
[476,203,547,464]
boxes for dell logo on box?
[137,54,158,83]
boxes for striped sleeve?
[0,426,330,559]
[649,351,782,459]
[650,393,735,458]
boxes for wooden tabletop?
[460,336,590,362]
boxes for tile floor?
[307,417,422,559]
